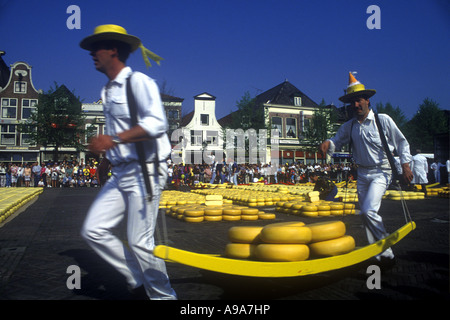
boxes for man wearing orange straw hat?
[79,24,176,299]
[319,73,413,264]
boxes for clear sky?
[1,0,449,120]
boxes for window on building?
[14,81,27,93]
[190,130,203,146]
[294,96,302,106]
[286,118,297,138]
[85,124,99,144]
[303,118,311,132]
[1,98,17,119]
[22,99,38,119]
[167,109,179,120]
[1,124,16,145]
[206,130,218,146]
[200,114,209,125]
[271,117,282,137]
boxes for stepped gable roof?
[254,80,319,108]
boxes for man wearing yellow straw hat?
[79,24,176,299]
[319,73,413,264]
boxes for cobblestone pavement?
[0,187,448,302]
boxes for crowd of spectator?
[2,157,447,190]
[167,160,357,187]
[0,160,101,188]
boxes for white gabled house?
[174,93,224,164]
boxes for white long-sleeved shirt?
[327,110,412,168]
[101,67,170,166]
[411,154,428,184]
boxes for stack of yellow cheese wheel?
[385,190,426,200]
[0,188,44,224]
[307,221,355,257]
[224,220,355,261]
[276,200,355,217]
[166,203,275,223]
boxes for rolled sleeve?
[130,73,168,138]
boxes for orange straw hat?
[339,73,376,103]
[80,24,163,68]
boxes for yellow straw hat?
[339,73,376,103]
[80,24,163,67]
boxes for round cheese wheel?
[255,244,310,262]
[228,226,263,243]
[225,243,257,259]
[183,209,204,217]
[204,207,223,216]
[267,221,305,227]
[309,235,355,257]
[302,205,318,212]
[307,221,346,242]
[331,210,344,216]
[241,215,259,221]
[184,216,204,223]
[301,210,319,217]
[329,203,344,210]
[223,215,241,221]
[223,208,241,216]
[204,215,223,222]
[260,224,312,244]
[241,208,259,215]
[258,213,276,220]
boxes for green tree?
[19,83,91,162]
[403,98,447,152]
[230,91,265,130]
[375,102,408,131]
[302,99,339,150]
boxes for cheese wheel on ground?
[184,216,204,223]
[204,207,223,216]
[330,203,344,210]
[331,210,344,216]
[258,213,276,220]
[318,210,331,217]
[204,215,223,222]
[205,200,223,206]
[241,208,259,215]
[223,208,241,216]
[260,224,312,244]
[301,210,319,217]
[307,221,346,242]
[255,244,310,262]
[223,215,241,221]
[228,226,263,243]
[241,215,259,221]
[183,209,204,217]
[267,221,305,227]
[225,243,257,259]
[317,205,331,211]
[309,235,355,257]
[302,205,318,212]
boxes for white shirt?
[411,154,428,184]
[101,67,170,166]
[327,110,412,168]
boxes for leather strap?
[126,73,154,200]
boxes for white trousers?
[81,161,177,300]
[357,166,395,260]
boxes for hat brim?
[79,32,141,52]
[339,89,376,103]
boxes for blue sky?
[1,0,449,120]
